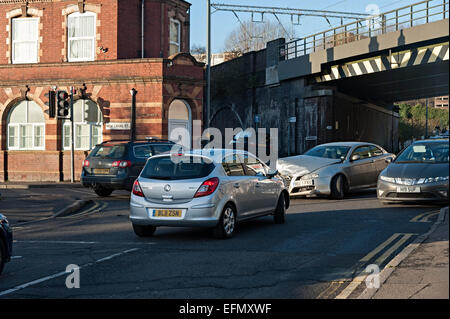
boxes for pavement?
[359,206,449,299]
[0,181,84,189]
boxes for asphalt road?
[0,187,444,299]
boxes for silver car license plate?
[296,179,314,187]
[396,186,421,193]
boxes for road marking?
[12,202,109,231]
[410,211,439,223]
[359,233,401,263]
[10,256,23,260]
[0,248,140,297]
[317,281,346,299]
[60,201,108,218]
[335,233,416,299]
[373,234,415,266]
[14,240,156,246]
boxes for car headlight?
[416,176,449,184]
[380,176,395,183]
[302,173,319,180]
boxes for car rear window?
[90,145,126,159]
[133,144,173,158]
[141,156,215,180]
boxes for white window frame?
[67,11,96,62]
[7,101,45,151]
[62,100,103,151]
[169,18,181,55]
[11,17,39,64]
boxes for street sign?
[106,122,131,130]
[289,117,297,123]
[254,115,260,123]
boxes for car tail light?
[82,160,90,167]
[194,177,219,198]
[132,180,144,197]
[112,160,131,168]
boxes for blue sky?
[189,0,419,53]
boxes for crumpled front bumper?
[283,175,332,197]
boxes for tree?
[190,44,206,55]
[223,20,295,56]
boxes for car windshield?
[90,145,126,159]
[141,156,215,180]
[396,142,449,163]
[304,145,351,159]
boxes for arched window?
[67,11,96,62]
[63,99,102,150]
[7,100,45,150]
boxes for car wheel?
[330,175,345,200]
[0,238,5,276]
[213,204,236,239]
[273,194,286,224]
[132,224,157,237]
[94,186,113,197]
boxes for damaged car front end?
[277,142,395,199]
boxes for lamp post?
[206,0,211,128]
[425,98,429,138]
[130,88,138,142]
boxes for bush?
[398,103,449,144]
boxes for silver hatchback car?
[129,149,289,238]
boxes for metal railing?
[280,0,449,61]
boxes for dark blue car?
[0,213,13,276]
[81,139,176,197]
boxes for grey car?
[378,139,449,203]
[129,149,289,239]
[277,142,395,199]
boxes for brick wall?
[0,0,190,64]
[0,56,204,182]
[0,1,203,182]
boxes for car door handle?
[233,183,240,188]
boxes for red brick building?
[0,0,204,182]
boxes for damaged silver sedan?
[277,142,395,199]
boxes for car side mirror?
[385,157,393,164]
[267,169,278,178]
[350,154,361,162]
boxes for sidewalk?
[361,206,449,299]
[0,181,83,189]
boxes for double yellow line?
[410,210,440,223]
[334,233,416,299]
[317,232,417,299]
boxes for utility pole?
[425,98,429,138]
[206,0,211,128]
[70,86,75,183]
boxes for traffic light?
[57,90,70,118]
[44,90,56,118]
